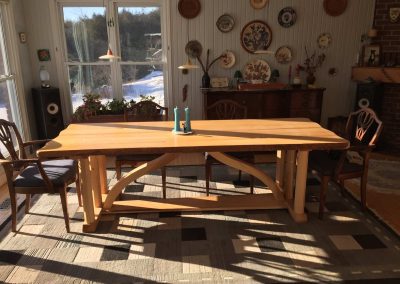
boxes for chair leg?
[59,186,70,233]
[25,194,31,214]
[238,170,242,181]
[205,160,212,196]
[10,189,17,232]
[319,176,330,220]
[75,166,82,207]
[161,167,167,199]
[360,173,368,210]
[250,175,254,194]
[116,161,122,180]
[339,179,345,196]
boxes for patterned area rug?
[1,165,400,283]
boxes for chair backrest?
[0,119,26,161]
[345,108,383,147]
[206,99,247,120]
[124,101,168,122]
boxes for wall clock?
[318,33,332,49]
[240,20,272,53]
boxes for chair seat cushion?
[14,159,77,188]
[309,151,362,176]
[116,154,163,162]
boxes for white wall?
[20,0,376,124]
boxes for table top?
[37,118,349,158]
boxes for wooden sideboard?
[203,87,325,122]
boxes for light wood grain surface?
[37,119,348,158]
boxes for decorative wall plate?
[185,40,203,58]
[240,20,272,53]
[278,7,297,28]
[178,0,201,19]
[318,33,332,49]
[216,14,235,33]
[275,46,293,64]
[219,50,236,69]
[323,0,348,17]
[243,59,271,82]
[250,0,268,9]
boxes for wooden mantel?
[352,67,400,84]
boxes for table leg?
[276,150,285,189]
[284,150,296,200]
[288,150,309,223]
[89,156,102,208]
[78,158,95,226]
[98,155,108,195]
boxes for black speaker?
[355,82,384,115]
[32,87,65,139]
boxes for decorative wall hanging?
[185,40,203,58]
[328,67,338,77]
[389,7,400,23]
[275,46,293,64]
[216,14,235,33]
[219,50,236,69]
[317,33,332,49]
[240,20,272,53]
[250,0,268,9]
[278,7,297,28]
[362,44,381,66]
[37,49,51,61]
[323,0,348,17]
[178,0,201,19]
[243,59,271,83]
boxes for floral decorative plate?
[275,46,293,64]
[278,7,297,28]
[219,50,236,69]
[240,20,272,53]
[216,14,235,33]
[243,59,271,82]
[185,40,203,58]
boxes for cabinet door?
[263,92,289,118]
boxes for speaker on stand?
[32,87,65,139]
[355,82,384,115]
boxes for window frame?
[50,0,171,121]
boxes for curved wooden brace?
[208,152,284,201]
[104,153,178,209]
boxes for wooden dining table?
[37,118,349,232]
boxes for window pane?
[0,81,16,154]
[122,65,164,106]
[63,7,107,62]
[69,65,113,111]
[118,7,161,62]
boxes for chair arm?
[23,139,51,147]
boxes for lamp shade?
[39,66,50,82]
[178,58,199,70]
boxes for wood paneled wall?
[169,0,376,123]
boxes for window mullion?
[108,1,122,100]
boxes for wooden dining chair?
[205,99,254,195]
[0,119,80,232]
[308,108,383,219]
[116,101,169,198]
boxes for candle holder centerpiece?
[172,106,193,135]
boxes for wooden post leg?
[79,158,96,229]
[276,150,286,190]
[291,151,309,222]
[89,156,102,208]
[98,155,108,195]
[284,150,296,200]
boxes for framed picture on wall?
[362,44,380,66]
[37,49,51,61]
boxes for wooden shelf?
[352,66,400,84]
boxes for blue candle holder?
[173,106,181,132]
[185,107,191,132]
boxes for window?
[0,1,24,154]
[57,0,168,114]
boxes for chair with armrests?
[116,101,169,198]
[308,108,383,219]
[0,119,80,232]
[205,99,254,195]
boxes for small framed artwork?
[362,44,380,66]
[389,7,400,23]
[37,49,51,61]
